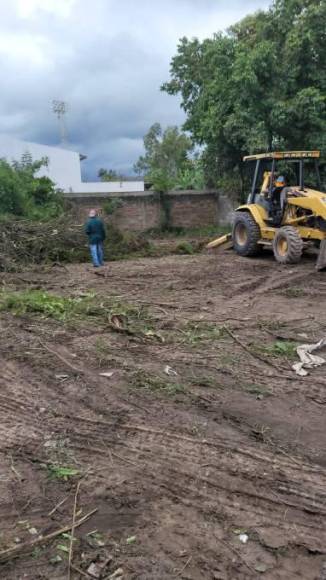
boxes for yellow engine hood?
[287,187,326,219]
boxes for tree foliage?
[162,0,326,193]
[134,123,195,192]
[98,168,124,181]
[0,154,64,219]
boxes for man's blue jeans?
[89,242,104,267]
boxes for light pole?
[52,100,68,144]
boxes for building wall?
[0,135,82,191]
[74,181,144,194]
[67,190,234,231]
[0,136,145,193]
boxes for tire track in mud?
[60,413,326,554]
[2,349,323,560]
[0,363,46,450]
[229,269,315,299]
[1,257,326,579]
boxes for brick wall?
[168,191,218,228]
[66,190,233,231]
[114,194,160,231]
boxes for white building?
[0,136,144,194]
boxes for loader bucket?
[206,233,232,250]
[316,240,326,271]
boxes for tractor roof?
[243,151,320,161]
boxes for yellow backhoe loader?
[207,151,326,270]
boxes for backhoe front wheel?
[232,212,261,256]
[273,226,303,264]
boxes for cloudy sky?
[0,0,270,180]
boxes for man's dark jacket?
[85,217,106,245]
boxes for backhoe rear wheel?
[232,212,261,256]
[273,226,303,264]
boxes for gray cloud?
[0,0,270,179]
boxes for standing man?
[85,209,106,267]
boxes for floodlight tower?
[52,100,68,144]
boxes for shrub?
[0,155,64,219]
[175,241,195,255]
[102,197,124,215]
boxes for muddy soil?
[0,248,325,579]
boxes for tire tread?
[273,226,303,264]
[232,211,261,256]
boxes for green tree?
[0,155,63,219]
[175,157,206,190]
[134,123,196,230]
[98,168,123,181]
[162,0,326,195]
[134,122,194,192]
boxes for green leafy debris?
[47,465,80,481]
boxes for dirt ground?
[0,247,326,580]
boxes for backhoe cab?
[231,151,326,270]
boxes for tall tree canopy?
[134,122,194,192]
[162,0,326,192]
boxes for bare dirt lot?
[0,248,326,580]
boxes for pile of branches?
[0,215,153,272]
[0,215,87,271]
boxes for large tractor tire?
[273,226,303,264]
[232,211,261,256]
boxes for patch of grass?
[0,290,77,321]
[267,340,297,357]
[0,289,147,328]
[175,241,195,255]
[47,465,80,481]
[241,383,272,397]
[179,322,226,345]
[190,376,224,389]
[283,286,305,298]
[256,340,298,359]
[130,370,185,396]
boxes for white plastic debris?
[99,371,115,378]
[292,337,326,376]
[87,563,102,578]
[108,569,123,580]
[239,533,249,544]
[164,365,178,376]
